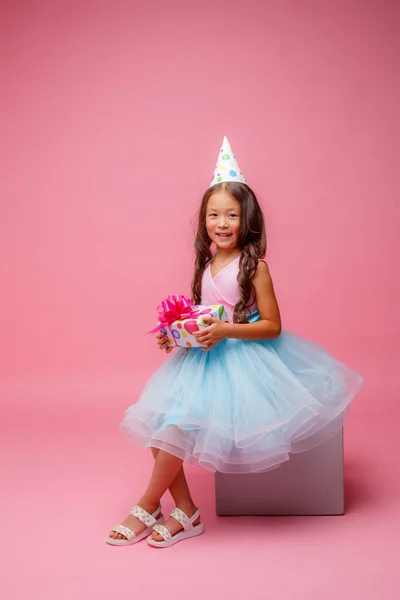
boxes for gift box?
[148,294,229,349]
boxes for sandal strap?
[170,507,198,531]
[111,524,136,540]
[153,523,172,541]
[129,505,160,527]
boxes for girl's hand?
[156,332,173,354]
[193,316,227,351]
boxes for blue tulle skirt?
[121,313,363,473]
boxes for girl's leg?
[148,447,196,508]
[109,448,189,540]
[109,447,200,540]
[137,449,185,509]
[148,448,200,542]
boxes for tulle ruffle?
[121,326,363,473]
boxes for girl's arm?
[224,261,281,341]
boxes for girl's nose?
[218,217,228,227]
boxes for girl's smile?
[206,190,241,250]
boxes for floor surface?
[1,376,398,600]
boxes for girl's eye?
[229,214,238,218]
[208,213,217,217]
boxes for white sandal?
[106,504,164,546]
[147,507,204,548]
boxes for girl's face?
[206,190,241,251]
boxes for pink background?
[1,1,399,599]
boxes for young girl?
[106,137,363,549]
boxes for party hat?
[209,136,247,187]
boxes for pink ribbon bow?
[147,294,194,334]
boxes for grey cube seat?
[215,429,344,516]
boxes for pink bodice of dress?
[201,255,257,321]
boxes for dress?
[121,256,363,473]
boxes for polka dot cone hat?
[209,136,247,187]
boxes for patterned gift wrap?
[159,304,229,349]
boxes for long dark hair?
[191,182,266,323]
